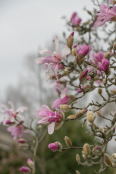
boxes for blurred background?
[0,0,116,174]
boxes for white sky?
[0,0,94,99]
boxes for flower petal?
[61,47,70,57]
[48,122,55,134]
[60,87,68,99]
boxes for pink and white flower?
[93,3,116,28]
[34,36,70,80]
[36,105,61,134]
[0,101,28,125]
[7,125,26,140]
[98,58,110,72]
[52,87,70,109]
[70,12,82,26]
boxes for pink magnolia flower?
[52,87,70,109]
[90,51,104,63]
[34,36,70,79]
[78,44,92,57]
[20,166,30,173]
[7,125,25,140]
[80,70,88,79]
[0,101,28,125]
[70,12,82,26]
[98,58,110,72]
[93,3,116,28]
[36,105,61,134]
[48,143,58,151]
[95,146,99,150]
[18,138,26,143]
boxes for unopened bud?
[76,154,80,163]
[113,0,116,4]
[75,55,85,65]
[66,32,74,49]
[64,136,72,147]
[103,153,112,167]
[87,111,94,123]
[27,158,34,168]
[72,48,77,56]
[79,70,88,82]
[110,90,116,94]
[105,67,111,76]
[98,88,102,95]
[83,143,90,156]
[112,153,116,159]
[99,126,104,132]
[104,51,111,59]
[76,109,88,119]
[63,67,71,75]
[66,115,76,120]
[55,141,62,151]
[18,138,26,144]
[113,42,116,50]
[103,78,106,85]
[96,110,101,117]
[59,104,70,111]
[76,170,81,174]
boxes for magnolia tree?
[1,0,116,173]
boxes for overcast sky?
[0,0,94,99]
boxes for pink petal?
[39,48,52,55]
[48,122,55,134]
[60,87,68,99]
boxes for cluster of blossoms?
[2,0,116,174]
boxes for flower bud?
[18,138,27,144]
[64,136,72,147]
[104,51,111,59]
[87,111,94,123]
[99,126,104,132]
[113,0,116,5]
[55,141,62,151]
[103,153,112,167]
[20,166,30,173]
[59,104,70,111]
[76,109,88,119]
[72,48,77,56]
[103,78,106,85]
[98,88,102,95]
[75,55,85,65]
[96,110,101,117]
[105,67,111,76]
[48,143,58,151]
[83,143,90,156]
[63,67,71,75]
[79,70,88,82]
[66,32,74,49]
[76,154,80,163]
[76,170,81,174]
[112,153,116,159]
[113,42,116,50]
[66,115,76,120]
[110,90,116,94]
[27,158,34,168]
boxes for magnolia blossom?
[7,125,25,140]
[0,101,28,125]
[78,44,92,57]
[93,3,116,28]
[20,166,30,173]
[80,70,88,79]
[34,36,70,80]
[48,143,58,151]
[90,51,104,63]
[70,12,82,26]
[98,58,110,72]
[52,87,70,109]
[36,105,61,134]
